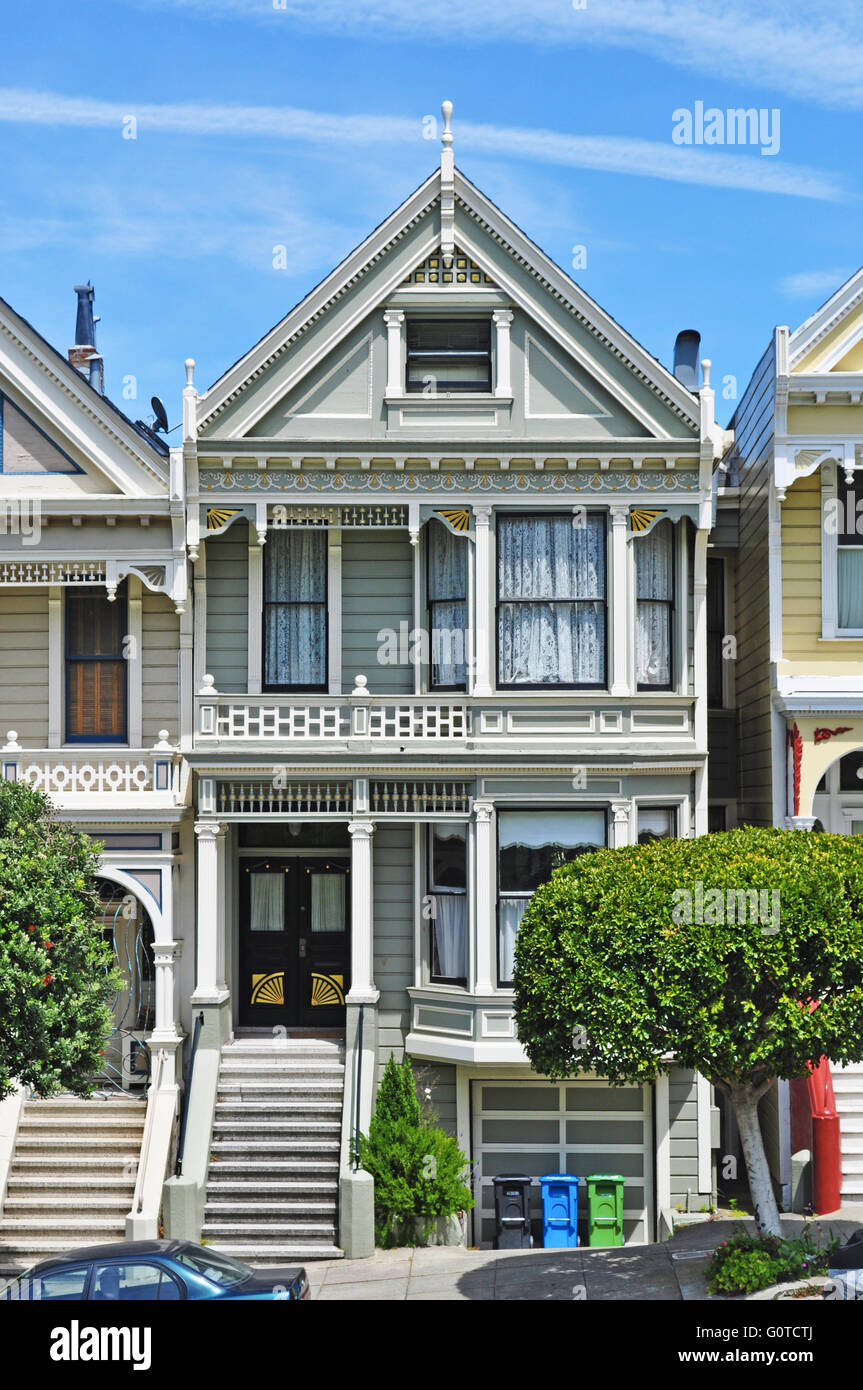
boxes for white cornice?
[789,265,863,367]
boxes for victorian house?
[0,113,732,1266]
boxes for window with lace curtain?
[263,528,327,690]
[497,513,606,688]
[427,519,467,689]
[428,824,467,984]
[635,519,674,689]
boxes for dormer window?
[405,318,491,394]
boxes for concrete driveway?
[304,1212,863,1301]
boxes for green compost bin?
[585,1174,624,1247]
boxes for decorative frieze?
[199,467,702,496]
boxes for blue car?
[0,1239,310,1301]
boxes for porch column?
[611,799,633,848]
[191,821,228,1003]
[347,820,378,1002]
[492,310,513,397]
[384,310,404,397]
[472,504,494,698]
[473,800,496,993]
[609,504,629,696]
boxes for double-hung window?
[427,519,467,688]
[406,319,491,394]
[65,584,127,743]
[635,519,674,689]
[837,473,863,631]
[497,809,606,985]
[428,825,467,984]
[263,528,327,690]
[637,805,677,843]
[497,513,606,687]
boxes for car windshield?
[174,1246,253,1287]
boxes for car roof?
[21,1239,186,1274]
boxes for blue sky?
[2,0,862,430]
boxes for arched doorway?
[95,878,155,1091]
[811,747,863,835]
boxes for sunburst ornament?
[435,508,471,533]
[310,973,344,1007]
[629,508,666,534]
[251,972,284,1005]
[207,507,239,532]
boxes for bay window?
[429,825,467,984]
[635,519,674,689]
[427,519,467,688]
[263,528,327,690]
[497,513,606,687]
[497,809,606,985]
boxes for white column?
[191,821,228,1003]
[473,800,496,994]
[472,504,494,697]
[127,576,143,746]
[328,527,342,695]
[655,1072,671,1219]
[151,940,182,1042]
[384,310,404,397]
[192,551,207,693]
[248,532,263,695]
[492,310,514,397]
[347,820,378,1003]
[609,504,629,696]
[611,800,632,848]
[693,527,708,755]
[48,586,62,748]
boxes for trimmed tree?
[512,826,863,1236]
[0,780,119,1100]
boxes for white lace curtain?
[497,515,605,685]
[250,872,284,932]
[838,549,863,628]
[434,894,467,978]
[264,529,326,686]
[635,520,673,686]
[428,521,467,686]
[498,897,528,984]
[310,874,346,933]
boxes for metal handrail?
[176,1011,204,1177]
[353,1003,364,1171]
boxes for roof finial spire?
[440,99,455,268]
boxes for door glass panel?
[250,872,285,932]
[310,873,345,933]
[92,1263,172,1301]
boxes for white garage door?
[471,1078,654,1246]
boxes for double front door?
[239,857,350,1028]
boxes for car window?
[3,1265,90,1301]
[173,1246,251,1287]
[91,1262,182,1301]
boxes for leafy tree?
[512,826,863,1237]
[0,780,119,1099]
[357,1055,474,1247]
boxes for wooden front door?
[238,857,349,1028]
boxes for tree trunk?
[729,1084,782,1237]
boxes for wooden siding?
[141,591,180,745]
[373,824,414,1073]
[341,531,414,694]
[0,587,49,744]
[726,341,775,825]
[205,528,249,693]
[668,1066,706,1204]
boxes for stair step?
[207,1180,338,1195]
[0,1216,126,1233]
[203,1222,336,1238]
[212,1120,341,1135]
[10,1156,139,1171]
[7,1177,137,1191]
[210,1140,340,1154]
[4,1196,132,1213]
[204,1201,335,1215]
[215,1100,342,1113]
[205,1242,343,1263]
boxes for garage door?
[471,1079,654,1246]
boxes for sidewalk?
[304,1211,863,1301]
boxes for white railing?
[370,780,473,815]
[1,732,181,801]
[217,780,352,815]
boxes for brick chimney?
[69,283,104,394]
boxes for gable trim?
[279,331,374,422]
[789,267,863,368]
[523,334,612,420]
[0,393,84,474]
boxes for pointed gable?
[0,394,82,473]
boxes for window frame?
[427,823,468,986]
[89,1259,186,1302]
[822,462,863,638]
[636,803,677,843]
[425,519,468,692]
[64,583,128,745]
[261,526,329,693]
[635,518,675,693]
[495,510,608,691]
[495,806,608,987]
[405,317,492,395]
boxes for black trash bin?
[492,1174,533,1249]
[827,1229,863,1300]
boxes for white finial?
[440,100,455,268]
[441,100,453,148]
[185,358,195,389]
[700,358,712,389]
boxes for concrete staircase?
[203,1036,345,1264]
[0,1094,146,1277]
[833,1063,863,1204]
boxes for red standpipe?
[807,1056,842,1215]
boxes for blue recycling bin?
[539,1173,579,1248]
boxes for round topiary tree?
[0,779,119,1099]
[512,826,863,1237]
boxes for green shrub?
[357,1056,474,1248]
[706,1227,838,1296]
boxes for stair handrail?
[176,1011,204,1177]
[132,1048,166,1216]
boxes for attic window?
[406,318,492,394]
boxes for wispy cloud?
[117,0,863,112]
[779,268,854,298]
[0,89,846,200]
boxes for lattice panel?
[403,247,496,286]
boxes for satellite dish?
[151,396,169,433]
